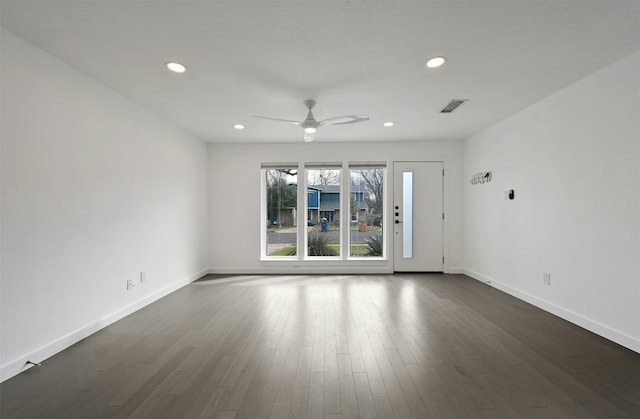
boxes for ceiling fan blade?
[252,115,302,125]
[320,115,370,126]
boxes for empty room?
[1,1,638,418]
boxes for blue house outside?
[307,187,321,224]
[308,184,368,225]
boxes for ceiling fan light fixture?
[426,56,447,68]
[165,61,187,73]
[253,100,369,142]
[383,121,394,127]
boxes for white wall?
[208,140,464,274]
[0,29,209,381]
[463,52,640,352]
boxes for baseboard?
[0,268,208,383]
[463,268,640,354]
[446,266,464,274]
[207,266,394,275]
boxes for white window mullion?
[299,161,307,260]
[341,162,350,259]
[260,169,267,258]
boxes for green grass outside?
[268,243,370,256]
[269,245,297,256]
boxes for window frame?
[261,161,387,262]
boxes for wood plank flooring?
[1,274,639,418]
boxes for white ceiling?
[2,1,639,144]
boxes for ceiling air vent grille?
[440,99,468,113]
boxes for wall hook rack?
[471,171,492,185]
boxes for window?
[263,167,298,257]
[306,167,341,257]
[262,162,386,261]
[349,167,385,258]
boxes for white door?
[393,162,443,272]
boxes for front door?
[393,162,443,272]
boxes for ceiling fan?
[253,99,369,142]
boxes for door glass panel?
[403,171,413,258]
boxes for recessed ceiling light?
[233,124,245,130]
[383,122,394,127]
[165,62,187,73]
[426,56,447,68]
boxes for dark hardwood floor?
[1,274,639,418]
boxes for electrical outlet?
[543,272,551,285]
[127,279,135,290]
[140,272,146,283]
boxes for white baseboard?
[207,266,393,275]
[446,266,464,274]
[463,268,640,354]
[0,268,208,383]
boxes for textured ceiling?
[2,1,639,144]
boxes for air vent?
[440,99,468,113]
